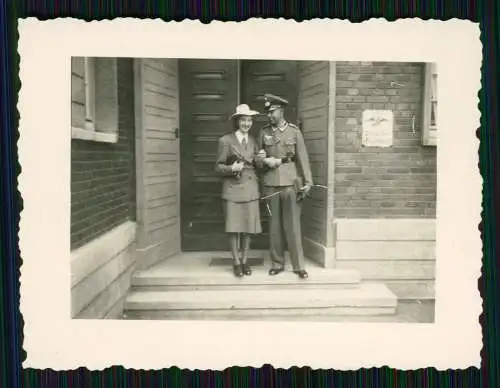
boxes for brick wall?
[334,61,437,218]
[71,58,136,249]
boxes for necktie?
[242,137,247,149]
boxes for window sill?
[71,126,118,144]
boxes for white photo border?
[18,18,482,370]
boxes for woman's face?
[238,116,253,133]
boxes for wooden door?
[179,59,238,251]
[240,60,299,249]
[134,58,181,268]
[240,60,299,137]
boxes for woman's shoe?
[242,263,252,276]
[268,267,285,276]
[233,264,244,277]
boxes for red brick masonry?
[334,61,437,218]
[71,59,136,250]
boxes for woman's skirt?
[223,199,262,234]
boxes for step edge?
[131,279,362,287]
[124,301,398,311]
[132,269,362,278]
[124,295,399,309]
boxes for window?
[421,62,438,146]
[71,57,119,143]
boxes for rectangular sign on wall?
[361,109,394,148]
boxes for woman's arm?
[214,137,234,176]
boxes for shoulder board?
[288,122,299,129]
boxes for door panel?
[180,59,238,251]
[240,60,299,249]
[135,58,181,268]
[240,60,299,136]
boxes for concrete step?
[131,267,362,290]
[385,280,435,300]
[123,306,396,320]
[123,282,397,320]
[123,301,433,323]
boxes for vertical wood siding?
[297,61,330,246]
[135,58,181,265]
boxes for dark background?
[1,1,495,387]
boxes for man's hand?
[264,158,275,168]
[257,149,267,158]
[231,161,244,173]
[297,184,312,202]
[302,184,312,195]
[264,157,282,168]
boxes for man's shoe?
[293,269,308,279]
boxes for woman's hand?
[231,161,244,173]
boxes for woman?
[215,104,262,277]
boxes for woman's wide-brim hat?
[231,104,260,118]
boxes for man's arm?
[295,129,313,186]
[254,129,267,169]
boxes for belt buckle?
[282,152,294,164]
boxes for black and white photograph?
[70,57,438,323]
[19,19,481,370]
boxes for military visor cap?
[263,93,289,112]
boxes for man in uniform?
[255,93,313,279]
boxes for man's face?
[267,108,282,126]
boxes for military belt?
[280,156,296,164]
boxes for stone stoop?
[334,219,437,301]
[122,256,398,320]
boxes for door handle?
[174,128,179,139]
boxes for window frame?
[83,57,96,131]
[71,57,118,144]
[421,62,438,147]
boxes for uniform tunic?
[215,132,262,234]
[255,122,313,270]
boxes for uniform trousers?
[263,186,305,271]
